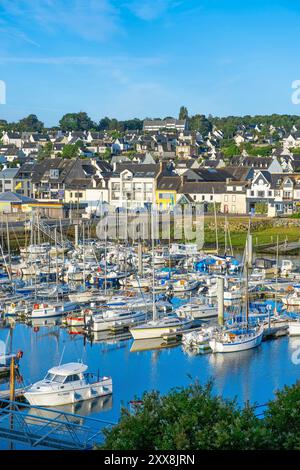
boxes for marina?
[0,219,300,449]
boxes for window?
[52,375,65,383]
[224,195,228,202]
[250,191,254,196]
[202,195,205,201]
[232,205,236,212]
[268,191,272,196]
[64,374,81,383]
[45,373,55,381]
[257,191,265,198]
[50,169,59,179]
[232,195,236,202]
[210,195,213,201]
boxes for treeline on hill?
[1,108,300,136]
[99,381,300,450]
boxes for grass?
[203,215,300,250]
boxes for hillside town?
[1,112,300,219]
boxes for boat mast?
[245,260,249,329]
[213,188,219,255]
[82,221,86,291]
[151,205,157,321]
[274,234,279,316]
[54,227,59,302]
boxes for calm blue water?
[0,321,299,428]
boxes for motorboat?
[90,309,146,332]
[129,315,194,340]
[30,301,79,319]
[182,326,217,349]
[24,362,112,406]
[169,279,199,293]
[176,302,218,319]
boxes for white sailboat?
[209,324,263,353]
[209,235,264,353]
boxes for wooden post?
[217,277,224,326]
[10,356,15,403]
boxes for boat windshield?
[44,373,65,383]
[44,373,55,381]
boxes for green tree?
[61,143,80,159]
[59,112,95,131]
[103,147,111,161]
[179,106,188,120]
[100,382,264,450]
[98,116,111,130]
[100,381,300,450]
[263,383,300,450]
[221,144,241,158]
[189,114,212,136]
[37,142,53,161]
[18,114,44,132]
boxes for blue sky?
[1,0,300,126]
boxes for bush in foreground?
[99,381,300,450]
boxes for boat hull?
[129,322,192,340]
[288,321,300,336]
[209,331,263,353]
[24,378,112,406]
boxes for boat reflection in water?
[28,315,63,328]
[130,338,180,353]
[208,346,262,371]
[25,394,113,425]
[88,330,131,345]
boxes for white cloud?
[0,55,167,85]
[124,0,173,20]
[0,0,122,42]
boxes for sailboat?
[209,232,264,353]
[129,207,193,340]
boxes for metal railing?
[0,399,115,450]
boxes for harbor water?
[0,319,299,449]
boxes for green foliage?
[179,106,188,120]
[99,381,300,450]
[221,144,241,158]
[103,147,112,161]
[188,114,212,136]
[98,117,143,132]
[37,142,53,161]
[100,382,265,450]
[243,143,273,157]
[61,143,80,159]
[59,112,95,131]
[18,114,44,132]
[263,383,300,449]
[255,202,268,214]
[210,114,300,134]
